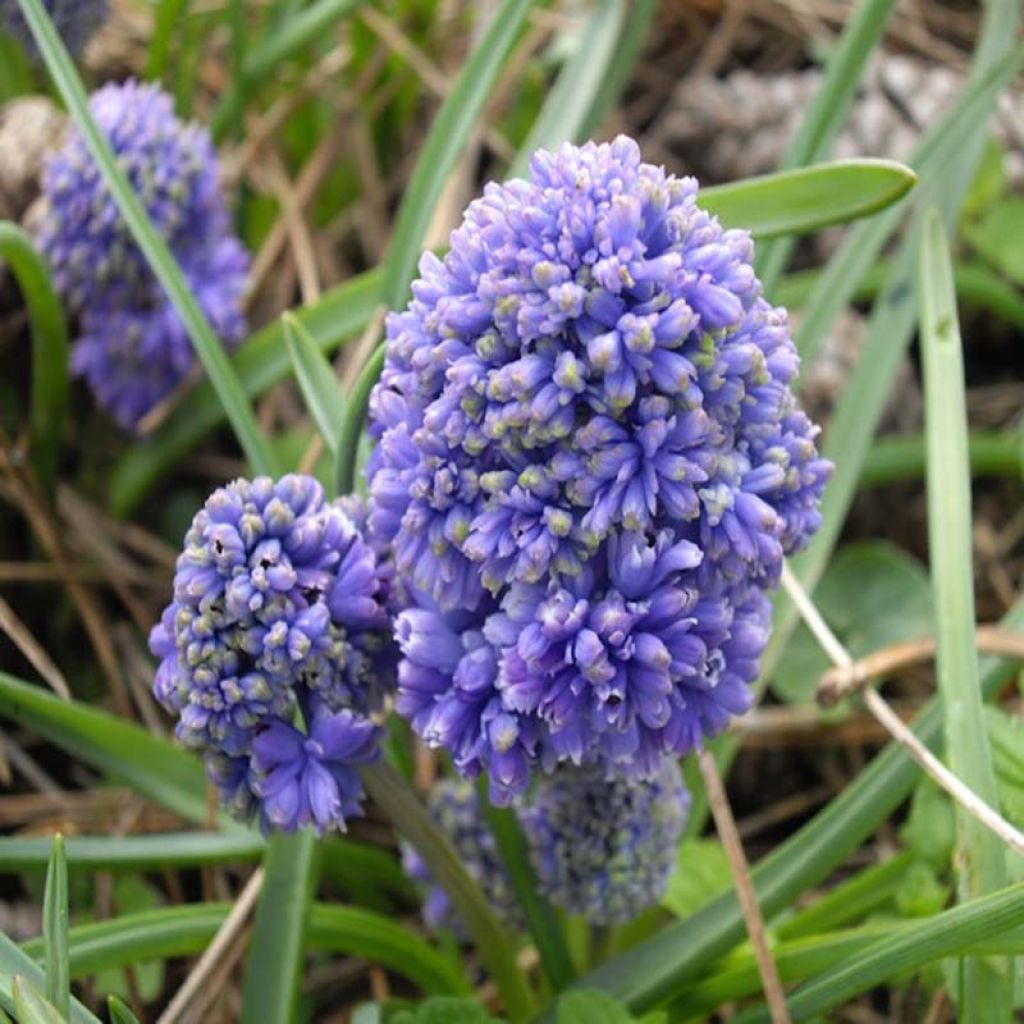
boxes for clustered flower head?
[38,80,248,429]
[368,135,830,803]
[2,0,107,59]
[150,475,392,835]
[521,759,689,924]
[402,778,521,935]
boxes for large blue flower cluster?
[368,136,829,802]
[402,778,521,935]
[150,476,391,835]
[38,80,248,429]
[521,759,689,924]
[2,0,107,59]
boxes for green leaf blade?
[919,205,1009,1019]
[701,159,916,240]
[42,835,69,1019]
[282,312,344,457]
[382,0,533,309]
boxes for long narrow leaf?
[282,312,345,455]
[42,836,69,1019]
[16,0,277,477]
[756,0,897,290]
[0,932,98,1024]
[382,0,533,309]
[22,903,466,996]
[920,205,1008,1018]
[734,882,1024,1023]
[0,671,235,830]
[333,343,385,496]
[211,0,360,140]
[700,159,916,240]
[110,268,382,517]
[106,997,142,1024]
[507,0,625,179]
[11,978,64,1024]
[240,831,318,1024]
[0,222,69,487]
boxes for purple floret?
[37,80,249,429]
[150,476,392,834]
[368,136,830,802]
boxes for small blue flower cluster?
[368,136,830,803]
[38,80,248,429]
[407,762,689,930]
[521,759,689,925]
[1,0,107,59]
[402,778,522,935]
[150,476,391,835]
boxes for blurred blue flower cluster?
[150,475,392,834]
[368,136,830,804]
[1,0,107,59]
[38,80,248,429]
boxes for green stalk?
[481,786,577,992]
[919,206,1009,1019]
[16,0,278,478]
[333,343,384,496]
[146,0,190,83]
[756,0,897,291]
[362,761,534,1021]
[240,832,319,1024]
[0,222,68,488]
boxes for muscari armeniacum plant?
[37,80,248,430]
[152,136,828,935]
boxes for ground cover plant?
[0,0,1022,1021]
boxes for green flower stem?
[240,831,319,1024]
[16,0,278,479]
[0,222,69,488]
[919,206,1009,1020]
[333,342,385,497]
[480,783,577,992]
[362,761,535,1021]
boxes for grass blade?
[333,343,384,496]
[700,159,916,240]
[11,977,64,1024]
[382,0,533,309]
[22,903,466,996]
[0,932,98,1024]
[109,268,382,517]
[755,0,897,290]
[282,312,345,456]
[41,836,68,1019]
[919,205,1009,1018]
[106,996,142,1024]
[507,0,625,179]
[240,832,318,1024]
[733,882,1024,1023]
[210,0,360,140]
[0,671,234,829]
[146,0,190,82]
[16,0,278,478]
[482,794,576,992]
[0,222,69,488]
